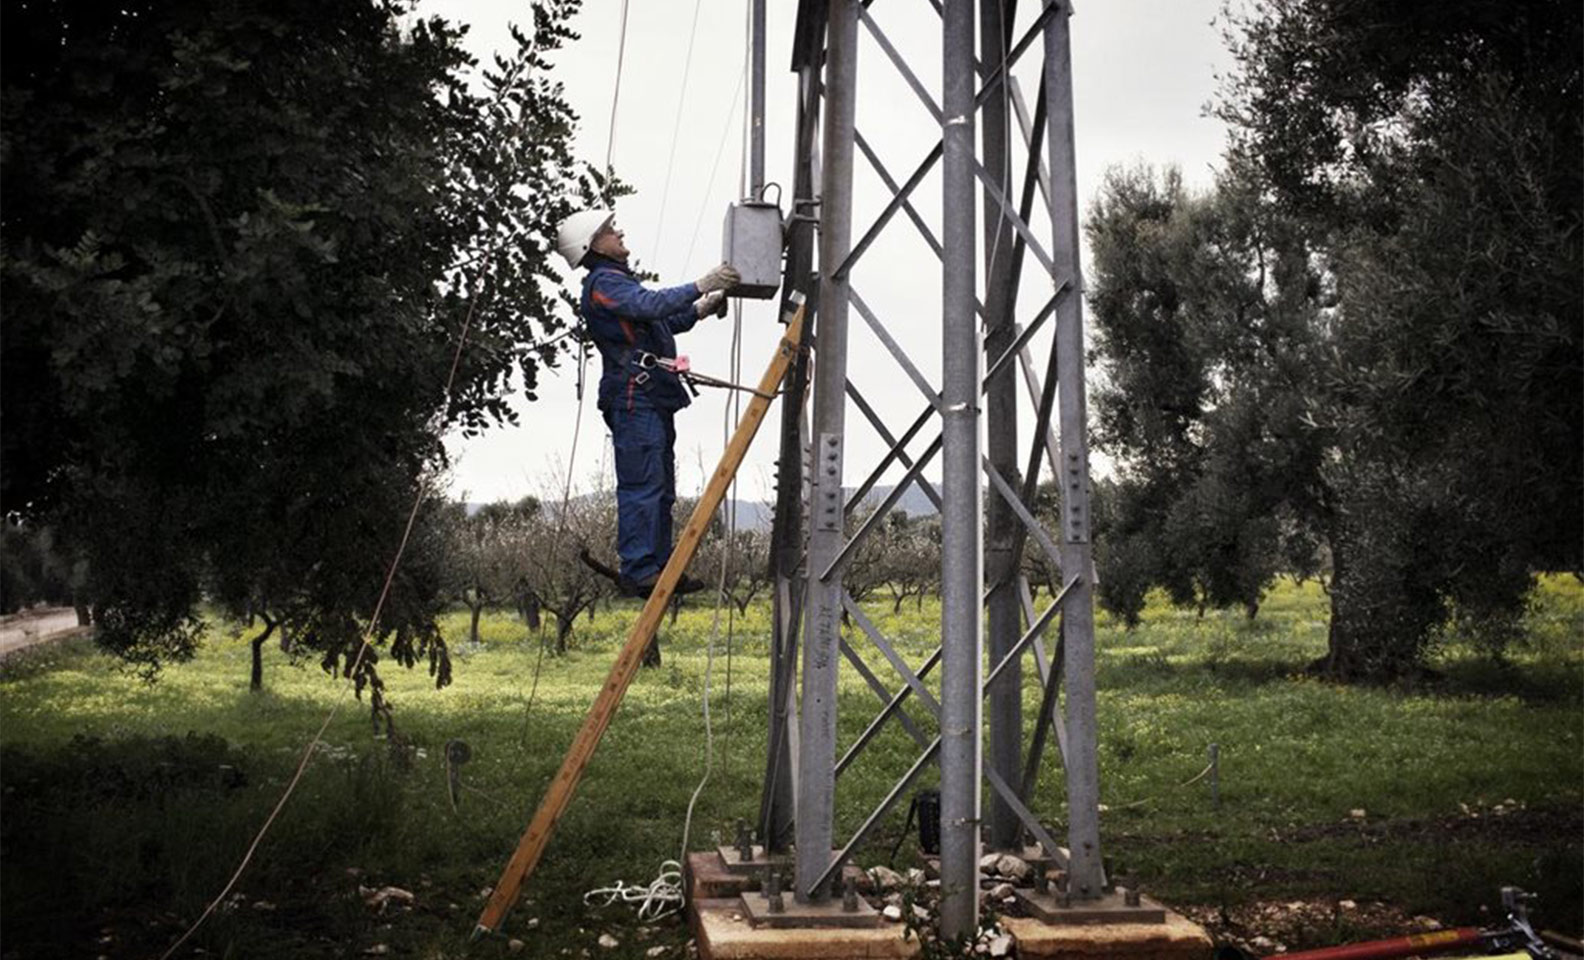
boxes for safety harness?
[631,350,777,401]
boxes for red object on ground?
[1267,927,1484,960]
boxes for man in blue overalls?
[556,209,740,598]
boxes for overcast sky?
[431,0,1237,506]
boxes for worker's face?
[591,221,629,262]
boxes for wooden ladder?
[474,298,806,938]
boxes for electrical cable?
[160,258,494,960]
[518,352,587,741]
[721,14,752,768]
[649,0,708,266]
[1112,759,1218,811]
[579,0,752,916]
[680,60,749,275]
[582,861,685,921]
[603,0,631,196]
[165,10,597,948]
[520,0,635,744]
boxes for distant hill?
[851,482,939,524]
[714,482,940,531]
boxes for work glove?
[694,290,728,318]
[695,262,741,294]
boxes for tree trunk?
[642,634,662,668]
[250,617,279,692]
[521,593,542,632]
[1314,537,1382,680]
[1310,523,1436,683]
[74,604,91,626]
[554,613,573,654]
[469,602,483,645]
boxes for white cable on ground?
[583,425,734,920]
[582,860,686,921]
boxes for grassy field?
[2,577,1579,958]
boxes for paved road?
[0,608,88,658]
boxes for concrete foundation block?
[694,897,921,960]
[1004,907,1213,960]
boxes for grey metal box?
[722,200,783,299]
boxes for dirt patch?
[1183,897,1451,956]
[1274,803,1580,848]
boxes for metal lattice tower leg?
[981,0,1025,857]
[939,0,985,940]
[794,0,858,904]
[1043,2,1104,899]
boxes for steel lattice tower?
[756,0,1107,939]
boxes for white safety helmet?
[555,208,615,269]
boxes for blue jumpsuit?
[580,255,702,585]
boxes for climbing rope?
[582,861,686,922]
[588,2,754,917]
[164,2,637,945]
[682,0,753,868]
[680,56,748,273]
[160,257,496,960]
[650,0,708,265]
[603,0,630,193]
[1111,759,1218,811]
[721,27,753,770]
[520,0,635,743]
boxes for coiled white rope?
[581,860,686,921]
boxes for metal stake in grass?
[1209,742,1221,809]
